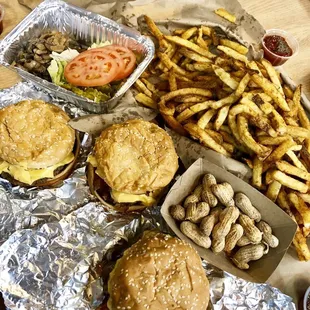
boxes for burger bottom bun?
[107,231,210,310]
[86,162,160,212]
[1,133,80,188]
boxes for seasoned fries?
[214,8,236,23]
[138,15,310,261]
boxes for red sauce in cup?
[0,7,3,35]
[263,35,293,57]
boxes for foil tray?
[0,0,154,114]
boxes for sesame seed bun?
[0,100,75,169]
[94,120,178,194]
[0,100,78,187]
[107,231,210,310]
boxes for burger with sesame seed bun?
[0,100,79,187]
[87,119,179,212]
[107,231,210,310]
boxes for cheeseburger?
[0,100,79,187]
[108,231,210,310]
[87,119,178,211]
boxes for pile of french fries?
[134,15,310,261]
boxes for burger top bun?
[0,100,75,169]
[94,119,178,195]
[108,231,210,310]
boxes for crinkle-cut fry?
[159,88,212,116]
[287,126,310,139]
[197,108,217,129]
[176,101,213,123]
[161,114,187,136]
[258,136,289,145]
[286,150,307,171]
[179,47,212,63]
[266,180,282,202]
[144,15,168,48]
[271,170,308,193]
[165,35,216,59]
[219,38,248,55]
[275,160,310,181]
[237,115,271,160]
[260,59,284,96]
[135,93,157,109]
[251,74,290,112]
[264,138,296,168]
[217,45,248,64]
[288,193,310,228]
[175,95,208,103]
[283,84,294,99]
[181,27,198,40]
[168,71,177,92]
[214,105,230,131]
[184,123,230,156]
[214,8,236,23]
[135,79,153,98]
[252,156,263,189]
[212,65,239,90]
[185,63,213,72]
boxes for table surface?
[0,0,310,307]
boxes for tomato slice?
[88,48,125,76]
[64,50,119,87]
[104,45,136,79]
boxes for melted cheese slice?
[87,154,156,206]
[0,153,74,185]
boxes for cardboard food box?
[161,158,297,283]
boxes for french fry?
[237,115,271,160]
[252,156,263,189]
[251,74,290,111]
[277,189,293,214]
[260,59,284,96]
[288,193,310,228]
[144,15,168,48]
[264,138,296,168]
[175,102,196,113]
[284,99,299,118]
[158,52,193,77]
[240,97,263,115]
[177,80,219,89]
[275,160,310,181]
[176,101,212,123]
[173,29,186,36]
[257,136,289,146]
[168,71,177,92]
[271,170,308,193]
[286,150,307,171]
[223,142,234,154]
[285,116,299,127]
[289,145,303,152]
[185,63,213,72]
[286,126,310,139]
[184,123,230,156]
[248,61,262,76]
[300,146,310,171]
[197,27,209,50]
[197,109,217,129]
[292,228,310,261]
[181,27,198,40]
[214,105,230,131]
[217,45,248,64]
[179,48,212,63]
[214,8,236,23]
[135,79,153,98]
[297,193,310,204]
[141,78,157,94]
[266,180,282,202]
[165,35,216,59]
[135,93,157,109]
[283,84,294,99]
[219,38,248,55]
[162,114,187,136]
[175,95,208,103]
[212,65,239,90]
[205,129,223,144]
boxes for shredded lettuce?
[88,41,112,49]
[50,48,80,62]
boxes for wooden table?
[0,0,310,307]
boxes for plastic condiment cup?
[0,5,4,36]
[262,29,299,66]
[304,286,310,310]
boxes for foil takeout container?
[0,0,154,114]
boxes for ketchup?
[263,35,293,57]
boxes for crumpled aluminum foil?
[0,82,296,309]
